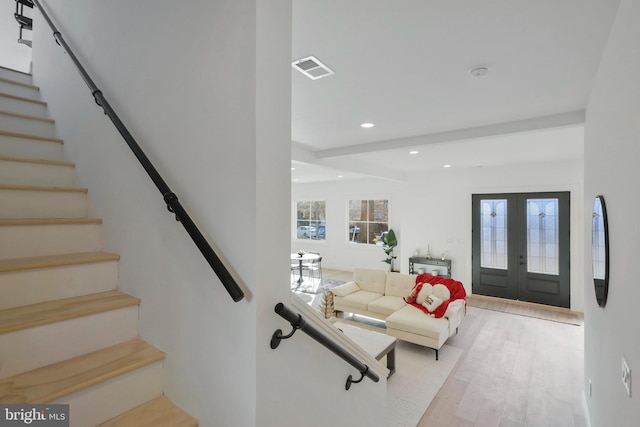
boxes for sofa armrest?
[330,281,361,297]
[444,299,466,316]
[444,299,466,334]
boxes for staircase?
[0,65,198,426]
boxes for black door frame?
[472,192,571,308]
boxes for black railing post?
[31,0,244,302]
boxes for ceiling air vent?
[292,55,334,80]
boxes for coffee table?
[334,322,396,377]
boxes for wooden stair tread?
[0,184,87,193]
[0,337,164,404]
[0,290,141,334]
[0,154,74,167]
[0,76,39,90]
[0,129,63,143]
[0,109,54,123]
[0,92,47,106]
[0,251,120,273]
[98,396,198,427]
[0,218,102,226]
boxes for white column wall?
[292,157,585,311]
[30,1,386,426]
[584,0,640,424]
[255,2,385,426]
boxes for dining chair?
[291,259,302,288]
[303,252,323,285]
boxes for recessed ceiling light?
[443,164,451,168]
[291,167,296,171]
[293,178,299,182]
[360,123,374,128]
[409,151,419,155]
[337,175,343,178]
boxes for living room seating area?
[330,268,467,360]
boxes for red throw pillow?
[403,283,423,304]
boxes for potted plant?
[381,229,398,272]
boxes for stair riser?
[0,96,48,117]
[0,261,119,310]
[0,189,87,219]
[0,114,56,139]
[0,306,139,379]
[0,81,39,100]
[0,135,64,161]
[0,69,32,85]
[53,361,164,427]
[0,160,75,187]
[0,223,103,258]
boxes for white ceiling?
[0,2,620,185]
[291,0,620,183]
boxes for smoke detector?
[292,55,335,80]
[469,66,489,78]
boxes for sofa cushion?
[386,305,449,340]
[353,268,387,294]
[422,294,443,312]
[385,272,417,297]
[432,284,451,301]
[331,281,360,297]
[368,295,406,316]
[416,284,434,304]
[337,290,383,311]
[403,283,422,303]
[411,274,467,318]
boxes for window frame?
[294,200,326,241]
[346,198,390,246]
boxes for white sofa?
[331,268,466,360]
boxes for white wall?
[293,155,585,311]
[584,0,640,424]
[292,179,405,272]
[30,1,385,426]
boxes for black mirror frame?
[592,195,610,307]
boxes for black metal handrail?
[271,302,380,390]
[31,0,244,302]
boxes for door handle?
[519,262,526,265]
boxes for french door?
[472,192,570,308]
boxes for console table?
[408,257,452,277]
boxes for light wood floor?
[321,269,587,427]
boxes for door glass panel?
[527,198,559,275]
[480,199,508,269]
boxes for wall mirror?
[592,195,609,307]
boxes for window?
[348,199,389,244]
[296,201,326,240]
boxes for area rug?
[320,278,346,291]
[466,295,583,326]
[291,276,345,295]
[387,341,463,427]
